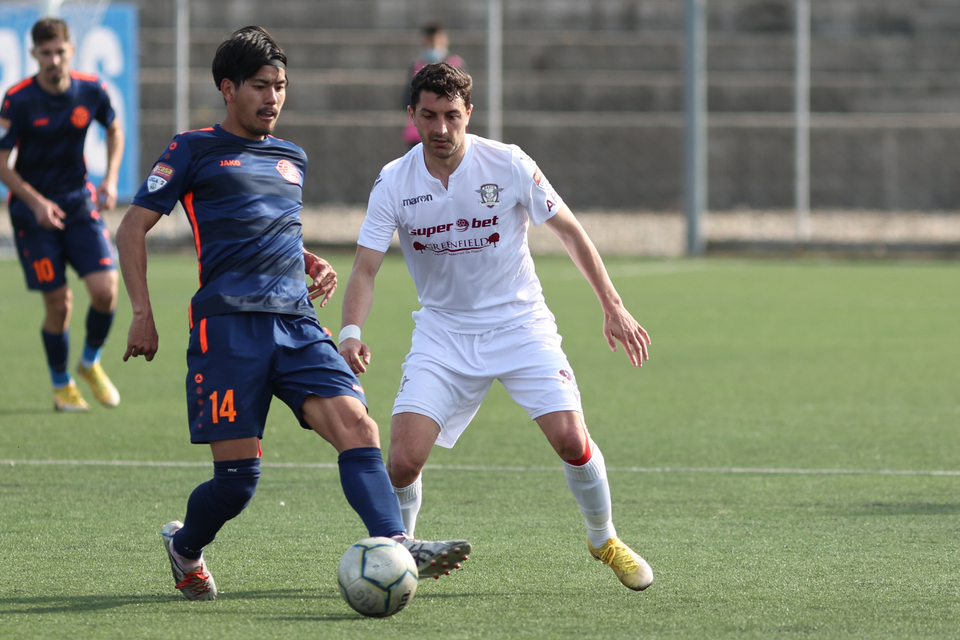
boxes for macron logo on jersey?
[402,194,433,207]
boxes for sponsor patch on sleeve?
[147,163,174,192]
[533,166,554,193]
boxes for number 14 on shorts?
[208,389,237,423]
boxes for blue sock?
[82,307,114,367]
[173,457,261,560]
[42,329,70,387]
[338,447,406,538]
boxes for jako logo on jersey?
[276,159,300,184]
[147,163,175,192]
[33,117,49,127]
[220,159,242,167]
[402,194,433,207]
[70,106,90,128]
[476,183,504,208]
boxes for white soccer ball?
[337,536,419,617]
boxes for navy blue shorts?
[186,312,367,444]
[10,184,115,292]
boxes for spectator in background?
[403,21,464,148]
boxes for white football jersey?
[360,134,565,333]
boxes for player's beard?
[428,135,460,159]
[244,108,278,137]
[43,65,64,84]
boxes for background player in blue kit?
[115,26,470,601]
[0,17,124,412]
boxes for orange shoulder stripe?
[6,77,34,96]
[69,70,99,82]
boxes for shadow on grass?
[0,589,476,618]
[0,593,179,614]
[0,408,60,416]
[0,590,328,614]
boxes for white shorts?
[392,310,583,448]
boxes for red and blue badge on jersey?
[147,163,175,192]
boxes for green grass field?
[1,252,958,639]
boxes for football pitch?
[1,252,958,639]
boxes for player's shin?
[563,440,618,548]
[174,457,261,559]
[82,306,114,366]
[338,447,407,538]
[392,474,423,537]
[42,328,71,386]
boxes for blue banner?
[0,3,139,200]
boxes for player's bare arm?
[339,245,387,374]
[303,249,338,306]
[97,119,124,210]
[545,204,651,367]
[0,148,67,229]
[116,204,163,361]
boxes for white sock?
[563,441,617,549]
[392,474,422,537]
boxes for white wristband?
[338,324,362,343]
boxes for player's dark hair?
[212,26,287,90]
[422,21,445,38]
[409,62,472,109]
[32,17,70,46]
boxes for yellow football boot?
[53,381,89,412]
[588,537,654,591]
[76,362,120,407]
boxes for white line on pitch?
[2,459,959,476]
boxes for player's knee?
[553,432,589,462]
[349,413,381,448]
[211,458,261,515]
[43,289,72,325]
[386,448,424,487]
[87,279,118,311]
[89,290,116,313]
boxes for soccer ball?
[337,537,419,617]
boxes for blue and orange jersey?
[132,124,315,323]
[0,71,115,198]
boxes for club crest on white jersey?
[476,183,504,208]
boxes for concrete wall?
[131,0,960,210]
